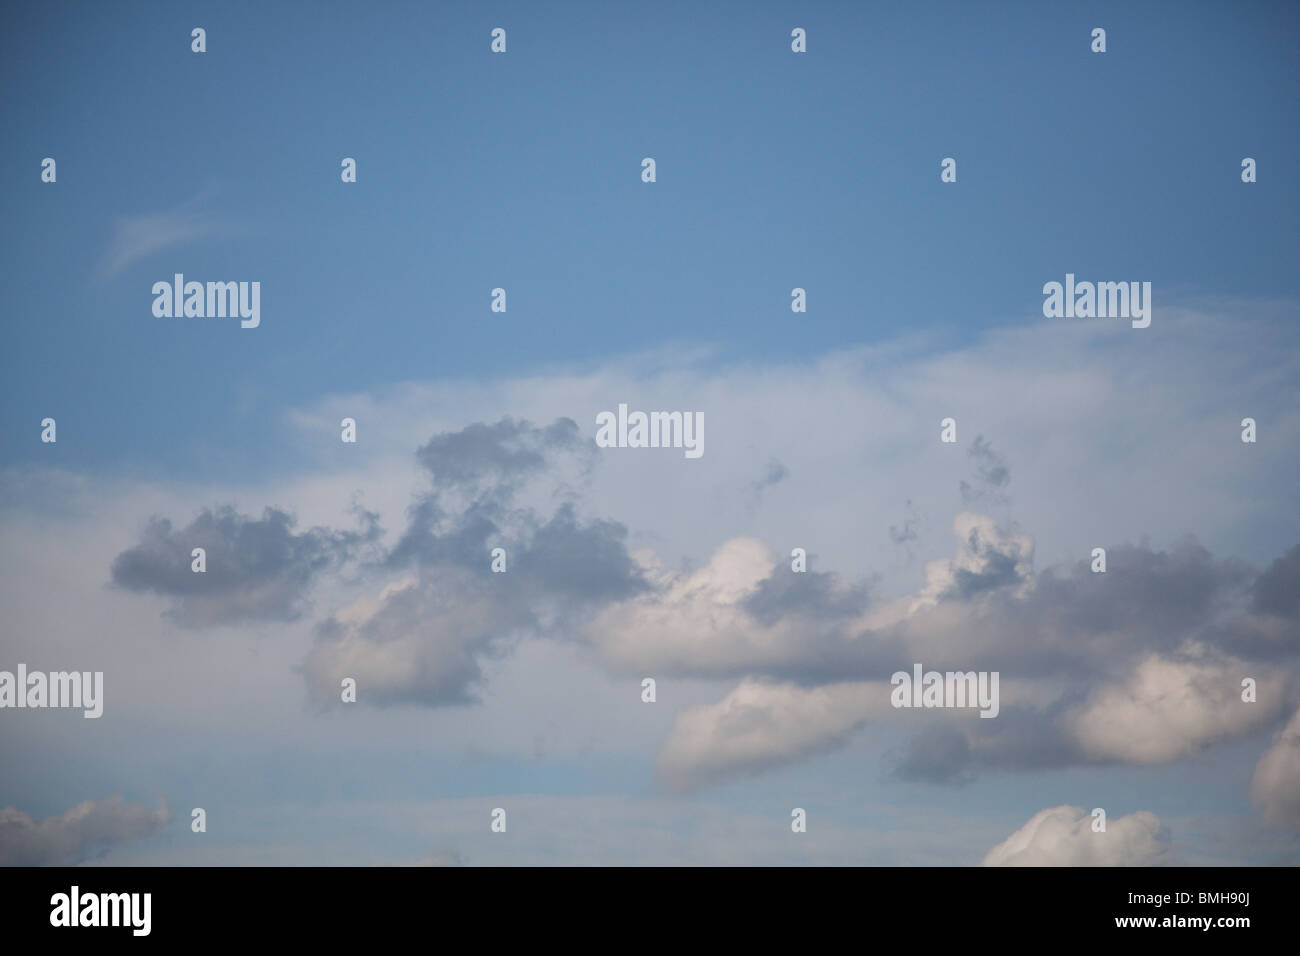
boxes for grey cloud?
[892,703,1086,784]
[945,546,1024,599]
[1253,544,1300,618]
[867,533,1296,786]
[968,539,1274,678]
[387,417,595,570]
[519,504,647,603]
[593,512,1298,693]
[0,797,172,866]
[742,567,870,628]
[390,420,647,607]
[414,416,588,493]
[110,505,379,626]
[108,417,644,707]
[304,418,646,708]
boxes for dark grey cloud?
[1254,544,1300,618]
[385,419,647,605]
[743,567,870,628]
[518,503,646,603]
[891,702,1089,785]
[876,532,1300,785]
[387,416,594,569]
[961,539,1273,679]
[944,546,1024,599]
[0,797,171,866]
[415,416,588,492]
[384,498,499,570]
[110,505,379,626]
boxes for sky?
[1,0,1299,866]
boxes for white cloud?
[1069,650,1288,764]
[656,678,892,792]
[587,537,858,676]
[982,805,1171,866]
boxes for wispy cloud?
[97,188,219,278]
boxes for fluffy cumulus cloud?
[0,797,172,866]
[981,805,1171,866]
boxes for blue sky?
[3,0,1298,480]
[2,1,1299,866]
